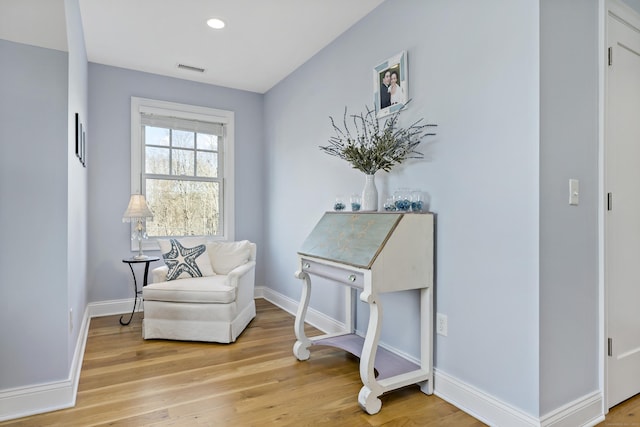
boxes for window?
[131,98,234,249]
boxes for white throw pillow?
[158,237,215,281]
[206,240,251,274]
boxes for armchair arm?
[151,266,169,284]
[226,260,256,284]
[227,260,256,306]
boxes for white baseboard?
[88,297,142,318]
[434,369,539,427]
[254,285,266,299]
[0,306,90,422]
[435,370,604,427]
[540,391,604,427]
[260,286,346,334]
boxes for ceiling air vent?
[177,63,205,73]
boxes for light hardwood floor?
[600,394,640,426]
[0,299,636,426]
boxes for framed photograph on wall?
[75,113,87,167]
[373,51,408,119]
[81,128,86,167]
[75,113,80,158]
[79,123,84,163]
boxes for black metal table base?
[120,257,159,326]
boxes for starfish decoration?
[162,239,207,280]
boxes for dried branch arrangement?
[320,102,437,175]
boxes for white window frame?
[130,97,234,251]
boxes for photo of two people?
[378,66,405,110]
[374,51,407,118]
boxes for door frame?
[601,0,640,412]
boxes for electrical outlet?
[436,313,448,336]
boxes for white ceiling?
[0,0,385,93]
[0,0,68,53]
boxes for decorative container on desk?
[383,197,396,211]
[293,211,434,414]
[361,174,378,211]
[410,190,427,212]
[393,188,411,211]
[350,194,362,212]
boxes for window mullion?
[169,129,173,175]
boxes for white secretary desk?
[293,211,434,414]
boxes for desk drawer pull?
[347,274,356,282]
[303,262,311,269]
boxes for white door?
[606,2,640,408]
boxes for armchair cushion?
[143,275,235,304]
[206,240,252,274]
[158,237,215,281]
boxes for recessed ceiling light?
[207,18,225,30]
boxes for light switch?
[569,179,579,206]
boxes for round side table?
[120,256,160,326]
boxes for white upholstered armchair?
[142,239,256,343]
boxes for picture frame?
[79,123,83,163]
[75,112,87,167]
[373,51,408,119]
[81,128,86,167]
[75,113,80,158]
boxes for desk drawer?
[301,258,364,288]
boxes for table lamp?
[122,194,154,260]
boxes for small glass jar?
[350,194,362,212]
[394,188,411,211]
[334,196,346,211]
[383,197,396,211]
[410,190,425,212]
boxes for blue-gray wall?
[540,0,600,414]
[0,39,69,388]
[265,0,541,415]
[87,64,265,302]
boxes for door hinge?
[608,47,613,66]
[608,338,613,357]
[607,193,613,211]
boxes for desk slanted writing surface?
[293,212,434,414]
[298,212,402,268]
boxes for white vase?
[361,174,378,211]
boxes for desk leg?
[419,286,434,395]
[358,289,383,415]
[119,263,139,326]
[345,287,355,333]
[293,270,312,360]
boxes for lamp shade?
[122,194,153,222]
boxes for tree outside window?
[143,126,222,237]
